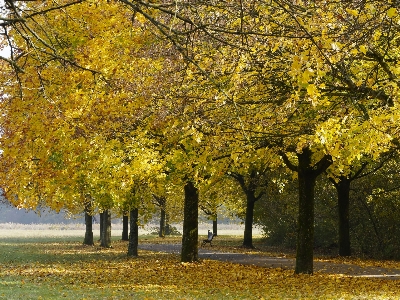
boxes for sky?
[0,47,9,58]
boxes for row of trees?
[1,1,400,274]
[255,153,400,259]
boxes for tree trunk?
[213,216,218,237]
[99,212,104,244]
[83,208,94,246]
[127,208,139,256]
[229,172,261,249]
[100,209,111,248]
[165,213,171,235]
[122,214,129,241]
[336,177,351,256]
[281,148,332,274]
[296,167,316,274]
[295,149,316,274]
[243,193,256,248]
[159,207,166,237]
[181,181,199,262]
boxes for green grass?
[0,237,243,300]
[1,234,400,299]
[0,236,145,300]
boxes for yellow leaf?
[306,84,317,96]
[350,48,358,55]
[359,45,368,54]
[346,9,359,17]
[392,66,400,75]
[387,8,397,18]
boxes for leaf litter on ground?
[1,237,400,299]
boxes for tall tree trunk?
[243,193,256,248]
[122,214,129,241]
[213,216,218,237]
[296,165,317,274]
[127,208,139,256]
[229,172,262,249]
[83,206,93,246]
[99,212,104,244]
[336,177,351,256]
[181,181,199,262]
[100,209,111,248]
[165,213,171,235]
[294,148,332,274]
[281,148,332,274]
[159,207,166,237]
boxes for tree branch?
[279,150,298,172]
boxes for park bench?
[201,230,216,247]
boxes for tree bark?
[296,165,317,274]
[278,147,333,274]
[153,194,167,237]
[213,216,218,237]
[181,181,199,262]
[336,177,351,256]
[159,207,166,237]
[122,214,129,241]
[99,212,104,244]
[127,208,139,256]
[100,209,111,248]
[83,207,93,246]
[165,213,171,235]
[293,148,332,274]
[243,193,256,248]
[229,172,261,249]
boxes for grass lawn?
[1,232,400,299]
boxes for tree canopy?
[1,0,400,274]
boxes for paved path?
[138,243,400,279]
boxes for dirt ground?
[138,243,400,280]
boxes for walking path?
[138,243,400,279]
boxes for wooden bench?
[201,230,216,247]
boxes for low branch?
[279,150,298,172]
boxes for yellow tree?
[1,0,212,259]
[126,0,400,274]
[0,0,177,250]
[227,148,281,248]
[3,1,400,273]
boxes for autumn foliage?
[1,0,400,275]
[1,236,400,299]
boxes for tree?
[100,209,112,248]
[229,170,264,249]
[122,214,129,241]
[199,173,249,237]
[181,180,199,262]
[199,199,221,237]
[350,155,400,258]
[130,1,400,274]
[280,148,332,273]
[128,207,139,256]
[152,193,167,237]
[83,195,94,246]
[0,0,86,72]
[0,1,174,253]
[226,149,277,248]
[3,0,400,274]
[327,153,395,256]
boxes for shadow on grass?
[0,236,131,265]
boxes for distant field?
[0,222,263,238]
